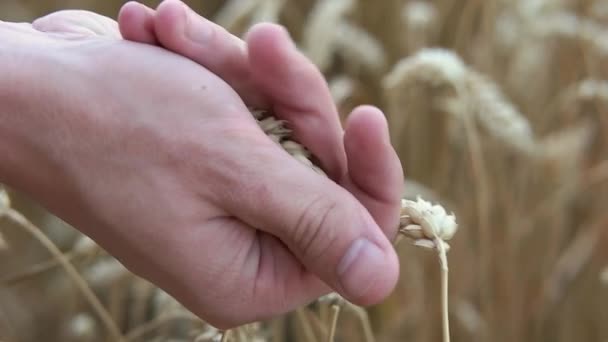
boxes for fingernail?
[337,238,386,300]
[183,6,212,44]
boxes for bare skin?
[0,2,403,328]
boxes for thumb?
[216,136,399,305]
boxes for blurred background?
[1,0,607,341]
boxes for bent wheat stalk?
[399,197,457,342]
[252,108,458,342]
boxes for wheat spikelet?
[398,197,456,342]
[83,258,129,290]
[72,235,99,255]
[153,289,187,314]
[193,327,223,342]
[302,0,354,71]
[65,312,98,342]
[402,1,439,52]
[504,39,552,106]
[329,76,355,106]
[465,71,536,154]
[252,109,326,176]
[383,48,467,89]
[333,22,387,73]
[517,0,571,17]
[399,197,457,254]
[590,1,608,22]
[562,79,608,104]
[403,1,438,32]
[535,121,593,165]
[531,12,608,55]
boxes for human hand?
[115,0,405,239]
[0,6,402,328]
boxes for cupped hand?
[114,0,404,237]
[2,5,404,328]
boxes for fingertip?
[118,1,157,43]
[154,0,187,44]
[245,23,295,71]
[344,105,404,203]
[337,236,400,306]
[246,22,293,48]
[346,105,391,146]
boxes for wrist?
[0,55,31,185]
[0,51,71,199]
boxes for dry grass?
[1,0,608,341]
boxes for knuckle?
[291,195,340,261]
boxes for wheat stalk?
[3,235,100,284]
[1,208,124,341]
[398,197,457,342]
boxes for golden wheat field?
[1,0,608,341]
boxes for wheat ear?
[398,197,457,342]
[252,108,458,342]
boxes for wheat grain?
[252,109,326,176]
